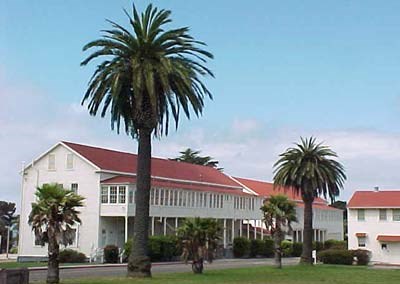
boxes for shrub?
[313,241,324,251]
[59,249,86,263]
[281,240,293,257]
[263,238,274,257]
[351,249,370,265]
[324,239,347,250]
[148,235,180,262]
[292,242,303,257]
[233,237,250,258]
[9,247,18,254]
[318,249,353,265]
[104,245,119,263]
[122,239,133,262]
[250,239,264,257]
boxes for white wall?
[348,208,400,264]
[19,144,101,258]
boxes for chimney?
[374,186,379,192]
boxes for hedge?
[263,238,274,257]
[233,237,250,258]
[250,239,265,257]
[318,249,353,265]
[351,249,370,265]
[104,245,119,263]
[324,239,347,250]
[292,242,302,257]
[281,240,293,257]
[59,249,86,263]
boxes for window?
[110,186,117,203]
[178,191,182,206]
[71,183,78,194]
[160,189,164,205]
[357,209,365,221]
[393,209,400,221]
[379,209,387,221]
[101,187,108,203]
[118,186,126,203]
[358,236,366,247]
[66,153,74,170]
[155,189,159,205]
[182,191,187,207]
[48,154,56,170]
[150,189,154,205]
[173,191,178,206]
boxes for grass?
[53,265,400,284]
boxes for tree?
[171,148,220,169]
[28,184,84,284]
[81,3,213,277]
[273,137,346,264]
[0,201,17,254]
[178,217,221,274]
[261,195,297,269]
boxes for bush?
[263,238,274,257]
[9,247,18,254]
[292,242,303,257]
[122,239,133,262]
[59,249,86,263]
[149,235,179,262]
[104,245,119,263]
[324,239,347,250]
[233,237,250,258]
[281,240,293,257]
[313,241,324,251]
[318,249,353,265]
[351,249,370,265]
[250,239,265,257]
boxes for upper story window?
[48,154,56,170]
[393,209,400,221]
[357,209,365,221]
[71,183,78,194]
[101,187,108,203]
[357,236,366,247]
[379,209,387,221]
[118,186,126,203]
[109,186,118,204]
[66,153,74,170]
[101,185,127,204]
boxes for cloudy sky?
[2,0,400,206]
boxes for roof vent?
[374,186,379,192]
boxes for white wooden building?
[18,141,343,261]
[348,188,400,264]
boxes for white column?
[124,216,128,242]
[261,221,264,240]
[151,217,155,236]
[239,219,243,237]
[253,220,257,239]
[231,219,235,242]
[163,217,167,236]
[223,219,227,248]
[175,217,178,236]
[247,220,250,239]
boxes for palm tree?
[273,137,346,264]
[171,148,220,169]
[178,217,220,274]
[261,195,297,269]
[28,184,84,284]
[81,3,213,277]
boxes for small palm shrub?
[59,249,86,263]
[233,237,250,258]
[281,240,293,257]
[318,249,353,265]
[104,245,119,263]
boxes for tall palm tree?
[28,184,84,284]
[171,148,220,169]
[273,137,346,264]
[178,217,220,274]
[81,3,213,277]
[261,195,297,269]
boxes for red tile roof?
[102,176,251,196]
[234,177,338,211]
[355,233,367,237]
[62,141,241,189]
[348,191,400,208]
[377,235,400,242]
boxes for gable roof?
[233,177,339,210]
[62,141,242,190]
[348,190,400,208]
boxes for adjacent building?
[348,188,400,264]
[18,141,344,261]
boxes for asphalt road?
[29,258,299,283]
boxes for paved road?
[29,258,299,282]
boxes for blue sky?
[2,1,400,204]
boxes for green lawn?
[56,265,399,284]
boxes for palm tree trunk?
[301,199,313,264]
[274,233,282,269]
[128,128,152,278]
[47,235,59,284]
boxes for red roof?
[62,141,241,189]
[377,235,400,242]
[348,191,400,208]
[102,176,251,196]
[234,177,338,211]
[356,233,367,237]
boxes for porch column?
[239,219,243,237]
[253,220,257,239]
[151,216,155,236]
[175,217,178,236]
[163,217,167,236]
[247,220,250,239]
[223,219,227,248]
[231,219,235,242]
[124,216,128,242]
[261,221,264,240]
